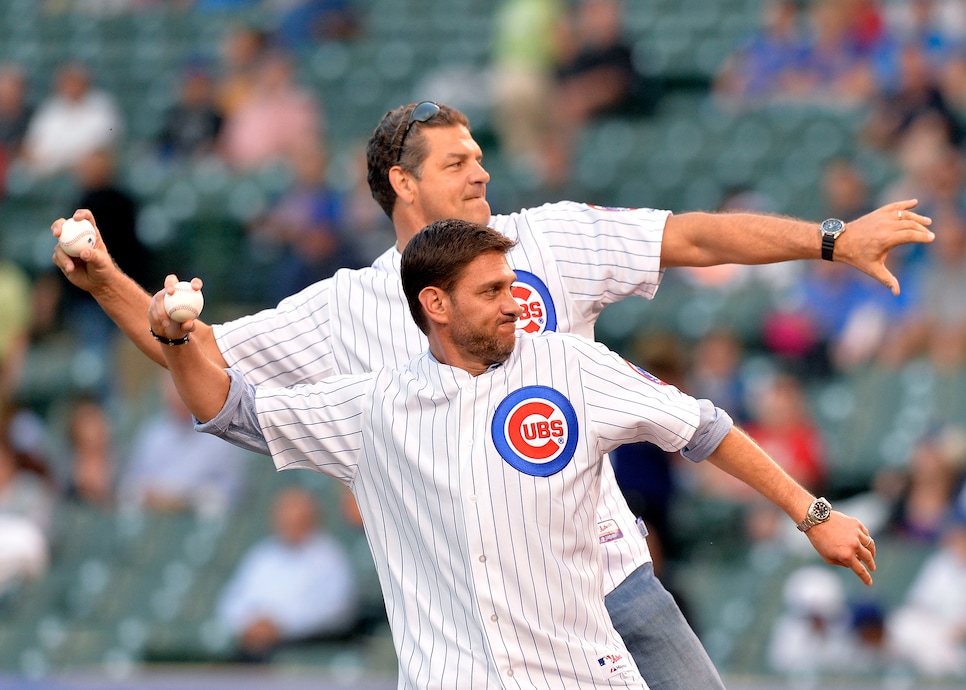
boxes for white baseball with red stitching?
[164,281,204,323]
[59,218,97,257]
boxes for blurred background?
[1,0,966,688]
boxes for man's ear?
[389,166,416,206]
[418,286,449,326]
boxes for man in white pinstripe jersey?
[54,102,926,687]
[146,219,877,689]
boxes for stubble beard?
[450,317,517,367]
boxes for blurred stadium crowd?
[1,0,966,685]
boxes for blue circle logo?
[511,270,557,334]
[491,386,578,477]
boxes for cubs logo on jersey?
[491,385,578,477]
[511,270,557,334]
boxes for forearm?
[159,338,231,423]
[661,211,817,268]
[704,426,813,523]
[94,270,226,368]
[660,201,933,296]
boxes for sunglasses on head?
[394,101,441,164]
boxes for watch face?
[821,219,845,236]
[812,499,832,521]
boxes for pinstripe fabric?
[214,201,670,595]
[255,332,698,689]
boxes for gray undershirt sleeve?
[680,399,733,463]
[194,368,271,456]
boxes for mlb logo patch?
[596,652,631,677]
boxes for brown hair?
[366,103,470,219]
[400,219,515,334]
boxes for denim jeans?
[605,563,727,690]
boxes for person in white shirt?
[54,101,920,688]
[21,61,123,177]
[215,486,359,661]
[146,218,877,689]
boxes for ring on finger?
[897,209,903,220]
[863,534,874,548]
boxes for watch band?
[150,328,190,346]
[821,233,836,261]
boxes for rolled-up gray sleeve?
[680,399,733,463]
[194,368,271,456]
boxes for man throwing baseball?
[54,101,921,688]
[148,219,877,689]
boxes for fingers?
[868,264,900,296]
[848,531,876,586]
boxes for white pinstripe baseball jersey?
[246,331,699,689]
[214,201,671,593]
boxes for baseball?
[164,281,204,323]
[59,218,97,257]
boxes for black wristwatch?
[820,218,846,262]
[796,497,832,533]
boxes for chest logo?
[510,270,557,334]
[492,386,578,477]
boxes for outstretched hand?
[804,511,877,586]
[149,274,205,341]
[51,209,118,293]
[837,199,933,296]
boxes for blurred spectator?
[61,396,115,507]
[0,257,33,404]
[117,372,248,517]
[715,0,882,109]
[45,148,153,385]
[271,0,362,49]
[20,61,123,177]
[489,0,566,180]
[543,0,636,186]
[713,0,811,107]
[215,486,360,662]
[218,49,324,172]
[887,507,966,678]
[794,0,881,108]
[848,599,891,673]
[74,148,152,289]
[767,565,858,675]
[0,404,56,594]
[686,329,749,424]
[862,40,962,153]
[882,0,966,109]
[821,157,875,222]
[246,143,362,304]
[875,426,966,544]
[744,372,827,495]
[883,207,966,371]
[215,23,269,118]
[0,63,32,163]
[157,59,225,162]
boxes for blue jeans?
[605,563,726,690]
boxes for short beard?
[450,317,516,367]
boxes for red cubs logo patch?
[492,386,578,477]
[510,270,557,334]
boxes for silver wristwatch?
[796,497,832,532]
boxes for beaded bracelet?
[150,328,190,346]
